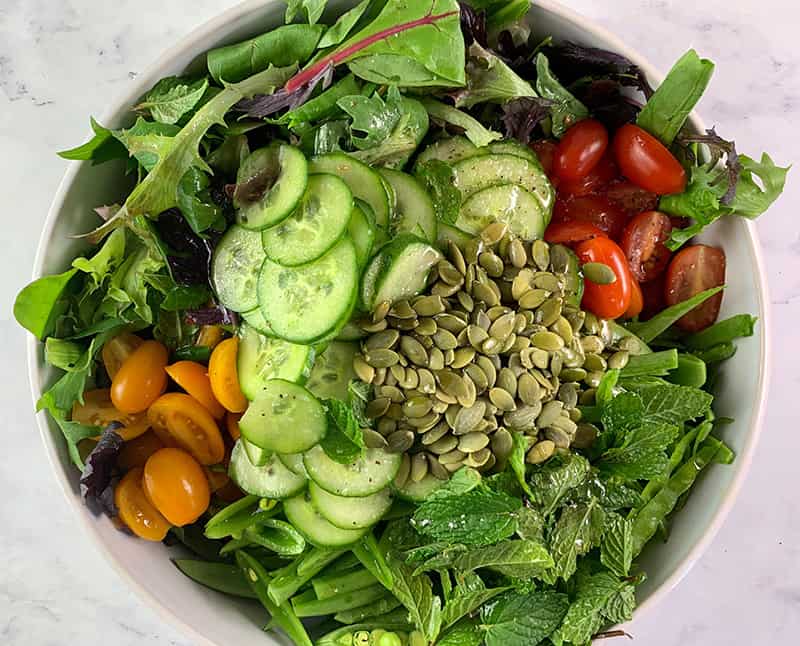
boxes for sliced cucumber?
[212,225,265,313]
[415,136,479,167]
[309,153,391,233]
[306,341,358,401]
[235,143,308,230]
[303,445,402,497]
[284,493,368,547]
[378,169,437,243]
[361,234,442,311]
[261,174,353,267]
[452,153,555,215]
[456,184,546,241]
[348,202,376,270]
[393,474,446,502]
[229,440,307,499]
[487,140,540,164]
[241,307,274,336]
[258,237,358,343]
[237,324,315,401]
[239,380,326,453]
[242,437,270,467]
[278,453,308,477]
[309,482,392,530]
[436,222,473,250]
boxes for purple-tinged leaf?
[184,305,238,326]
[676,128,741,205]
[235,64,334,119]
[80,423,124,517]
[458,2,487,47]
[501,96,554,143]
[154,209,216,286]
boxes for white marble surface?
[1,0,798,644]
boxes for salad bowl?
[27,0,770,644]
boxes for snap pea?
[235,551,313,646]
[619,349,679,378]
[246,519,306,556]
[667,353,707,388]
[692,342,737,364]
[626,286,724,343]
[269,548,347,606]
[352,532,394,590]
[169,525,221,561]
[292,584,389,618]
[205,498,280,540]
[684,314,756,349]
[173,559,257,599]
[315,552,362,577]
[205,495,259,535]
[335,596,404,625]
[315,610,413,646]
[313,567,379,600]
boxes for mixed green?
[14,1,787,646]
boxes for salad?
[14,1,788,645]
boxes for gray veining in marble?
[1,1,798,644]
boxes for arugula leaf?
[386,552,442,642]
[422,98,503,147]
[454,42,536,108]
[625,286,724,343]
[441,584,509,630]
[318,0,370,47]
[548,500,605,581]
[58,117,128,164]
[637,50,714,146]
[729,153,790,217]
[637,384,713,426]
[529,453,591,517]
[285,0,327,24]
[480,590,569,646]
[509,431,534,498]
[436,619,484,646]
[597,423,679,480]
[600,513,634,577]
[319,398,365,464]
[135,76,209,125]
[337,87,404,150]
[412,488,521,546]
[14,268,78,340]
[112,118,181,173]
[414,160,462,224]
[176,167,223,234]
[534,53,588,137]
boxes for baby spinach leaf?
[548,499,604,581]
[637,384,713,426]
[600,513,634,577]
[453,42,536,108]
[136,76,209,125]
[637,50,714,146]
[597,423,678,480]
[176,167,223,234]
[421,98,502,147]
[113,118,181,172]
[58,117,128,164]
[285,0,327,25]
[534,53,588,137]
[337,87,404,150]
[319,398,365,464]
[509,431,534,498]
[480,590,569,646]
[278,74,361,131]
[44,337,84,371]
[14,268,78,340]
[386,553,442,642]
[529,452,590,517]
[415,160,462,224]
[318,0,371,47]
[441,585,509,630]
[411,488,521,546]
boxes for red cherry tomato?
[553,195,629,240]
[623,279,644,319]
[558,153,618,197]
[544,221,608,247]
[530,140,558,178]
[575,237,633,320]
[553,119,609,182]
[613,124,687,195]
[604,180,660,216]
[640,274,667,320]
[665,245,726,332]
[620,211,674,282]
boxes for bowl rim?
[27,0,772,642]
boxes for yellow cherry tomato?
[147,393,225,465]
[165,360,225,419]
[102,332,143,379]
[196,325,223,350]
[72,388,150,441]
[225,411,242,441]
[115,467,171,541]
[118,431,165,470]
[111,340,168,414]
[143,448,211,526]
[208,337,247,413]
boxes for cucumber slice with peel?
[284,493,368,547]
[378,169,437,243]
[309,482,392,530]
[415,136,479,167]
[278,453,308,477]
[241,307,274,336]
[348,202,376,269]
[487,140,541,164]
[212,225,265,313]
[456,184,547,241]
[303,445,402,497]
[235,143,308,230]
[229,440,307,499]
[306,341,359,401]
[436,222,473,250]
[242,437,270,467]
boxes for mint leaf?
[516,506,545,542]
[347,379,372,428]
[600,513,633,577]
[597,423,679,480]
[417,540,553,580]
[285,0,327,25]
[481,591,569,646]
[548,500,605,582]
[337,87,403,150]
[601,391,643,439]
[386,553,442,642]
[602,579,637,624]
[454,42,537,108]
[58,117,128,164]
[442,585,509,630]
[415,160,462,225]
[319,398,365,464]
[427,467,482,501]
[509,432,534,498]
[637,384,713,426]
[534,53,588,137]
[412,488,521,546]
[113,117,180,172]
[437,619,483,646]
[136,76,209,125]
[529,453,591,517]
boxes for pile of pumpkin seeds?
[352,223,639,487]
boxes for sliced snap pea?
[314,609,413,645]
[667,353,707,388]
[174,559,257,599]
[692,342,737,364]
[205,495,259,535]
[334,596,403,624]
[619,349,679,378]
[292,583,389,618]
[313,567,378,600]
[246,519,306,556]
[269,548,347,606]
[352,532,394,590]
[626,286,724,343]
[684,314,757,350]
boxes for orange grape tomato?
[143,448,211,526]
[225,411,242,441]
[72,389,150,441]
[208,338,247,413]
[111,340,169,414]
[118,431,165,470]
[147,393,225,465]
[165,361,225,419]
[623,278,644,319]
[197,325,224,349]
[114,467,171,541]
[102,332,143,379]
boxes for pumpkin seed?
[472,280,500,306]
[443,461,465,473]
[365,348,400,368]
[428,347,445,371]
[560,367,587,382]
[388,364,406,386]
[550,352,563,378]
[490,428,514,461]
[467,324,489,349]
[510,335,531,353]
[437,370,466,399]
[508,239,527,268]
[481,221,508,245]
[544,427,571,449]
[532,331,565,352]
[377,418,397,436]
[458,431,490,453]
[417,368,436,394]
[433,329,458,350]
[432,281,461,297]
[421,422,450,445]
[428,454,450,479]
[451,347,476,369]
[360,318,388,333]
[496,368,518,397]
[526,440,555,464]
[552,316,574,344]
[537,400,564,429]
[481,337,502,355]
[372,300,391,323]
[582,262,617,285]
[438,260,464,286]
[394,453,411,488]
[443,349,456,366]
[504,404,541,432]
[584,371,605,388]
[583,353,607,372]
[353,355,376,383]
[454,402,486,435]
[464,238,482,264]
[551,415,578,436]
[390,300,416,320]
[548,244,570,273]
[401,336,429,367]
[538,297,563,327]
[414,295,445,317]
[476,356,497,388]
[479,251,504,277]
[406,412,441,431]
[439,449,467,465]
[569,407,583,422]
[607,350,630,370]
[365,329,399,351]
[431,398,449,414]
[580,335,605,355]
[465,363,489,393]
[458,374,478,408]
[429,434,459,455]
[518,373,542,405]
[380,385,405,403]
[414,318,437,336]
[489,312,516,341]
[436,313,467,333]
[557,383,579,409]
[489,387,516,412]
[366,397,391,419]
[457,291,474,312]
[364,429,389,449]
[618,335,649,355]
[533,272,561,293]
[410,453,429,482]
[572,423,599,449]
[519,288,549,310]
[385,403,404,420]
[395,318,419,332]
[463,447,491,468]
[579,388,597,406]
[435,389,458,405]
[403,396,433,418]
[532,240,550,270]
[387,430,415,453]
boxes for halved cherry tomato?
[620,211,673,282]
[640,274,666,320]
[558,152,618,197]
[623,279,644,319]
[165,360,225,419]
[665,245,726,332]
[545,222,608,247]
[553,119,609,182]
[553,195,629,240]
[147,393,225,465]
[530,140,558,178]
[208,338,247,413]
[102,332,143,379]
[111,340,168,414]
[604,180,660,216]
[613,124,687,195]
[119,431,165,470]
[72,389,150,441]
[197,325,224,350]
[143,448,210,526]
[225,411,242,441]
[575,237,633,320]
[114,467,171,541]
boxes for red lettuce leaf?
[80,423,124,517]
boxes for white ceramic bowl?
[28,1,771,644]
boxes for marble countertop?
[1,1,798,644]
